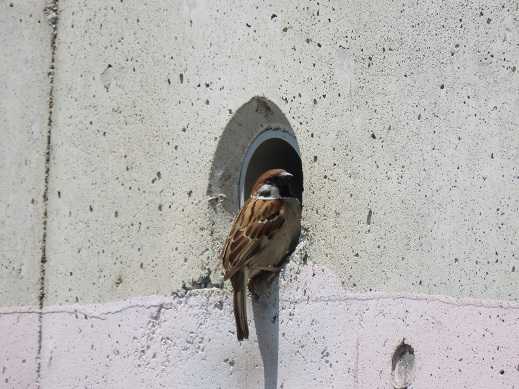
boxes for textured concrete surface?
[1,0,519,388]
[0,309,39,389]
[38,259,519,388]
[0,2,52,386]
[44,0,519,306]
[0,0,51,306]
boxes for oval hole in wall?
[207,96,303,216]
[207,97,303,267]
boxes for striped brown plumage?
[221,169,301,341]
[222,198,285,280]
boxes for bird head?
[251,169,295,199]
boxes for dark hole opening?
[243,137,303,203]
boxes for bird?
[221,168,302,340]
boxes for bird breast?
[247,198,301,279]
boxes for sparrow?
[221,169,302,340]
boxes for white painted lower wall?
[0,310,39,389]
[4,258,518,389]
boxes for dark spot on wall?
[182,268,223,291]
[89,205,93,212]
[440,84,445,89]
[223,358,235,367]
[367,209,372,225]
[115,276,123,287]
[487,18,492,24]
[371,132,377,139]
[179,73,184,83]
[114,210,119,217]
[271,14,277,19]
[392,341,415,388]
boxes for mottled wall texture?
[1,0,518,388]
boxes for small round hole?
[391,341,415,389]
[239,128,303,206]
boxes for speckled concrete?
[0,0,51,306]
[0,1,52,387]
[0,309,39,389]
[1,0,519,388]
[38,259,519,388]
[44,0,519,306]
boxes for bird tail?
[231,271,249,341]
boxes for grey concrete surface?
[0,1,53,387]
[44,0,519,305]
[0,0,52,307]
[2,1,519,387]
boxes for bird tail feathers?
[231,271,249,341]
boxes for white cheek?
[256,184,280,199]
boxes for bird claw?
[248,279,261,300]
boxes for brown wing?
[221,198,285,280]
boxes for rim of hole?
[238,128,301,206]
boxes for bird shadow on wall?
[252,276,280,389]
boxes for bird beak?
[279,171,293,178]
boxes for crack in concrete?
[279,292,519,310]
[354,337,359,389]
[4,288,519,324]
[36,1,59,387]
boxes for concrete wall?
[0,1,53,387]
[1,0,518,388]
